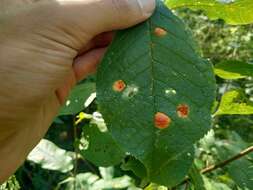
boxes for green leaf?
[215,90,253,115]
[144,183,168,190]
[80,124,125,167]
[62,173,134,190]
[0,176,20,190]
[121,156,147,178]
[216,133,253,189]
[214,60,253,79]
[227,156,253,189]
[189,164,206,190]
[27,139,74,173]
[99,167,114,180]
[198,129,216,153]
[97,1,216,187]
[92,175,134,190]
[59,82,96,115]
[166,0,253,25]
[63,173,100,190]
[203,176,231,190]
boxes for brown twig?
[176,145,253,188]
[201,145,253,174]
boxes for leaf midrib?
[146,14,194,178]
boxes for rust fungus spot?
[154,27,167,37]
[113,80,126,92]
[177,104,189,118]
[154,112,171,129]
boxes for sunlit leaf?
[63,173,134,190]
[27,139,74,173]
[215,90,253,115]
[203,176,231,190]
[64,173,99,190]
[166,0,253,25]
[215,60,253,79]
[0,176,20,190]
[144,183,167,190]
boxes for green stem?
[73,117,78,190]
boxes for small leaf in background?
[63,173,99,190]
[144,183,167,190]
[215,60,253,79]
[79,124,125,167]
[61,171,135,190]
[216,133,253,189]
[92,175,133,190]
[0,176,20,190]
[215,90,253,115]
[166,0,253,25]
[27,139,74,173]
[99,167,114,180]
[203,176,231,190]
[90,112,107,132]
[198,129,216,153]
[97,1,215,187]
[84,92,97,108]
[227,157,253,189]
[59,82,96,116]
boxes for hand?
[0,0,155,182]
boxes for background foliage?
[1,1,253,189]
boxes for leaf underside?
[97,1,216,187]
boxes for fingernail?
[136,0,156,17]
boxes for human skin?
[0,0,155,183]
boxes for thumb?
[3,0,155,51]
[59,0,156,32]
[24,0,156,49]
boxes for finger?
[55,71,76,104]
[73,47,107,82]
[56,47,106,104]
[78,32,114,55]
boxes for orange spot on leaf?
[177,104,189,118]
[154,27,167,37]
[154,112,171,129]
[113,80,126,92]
